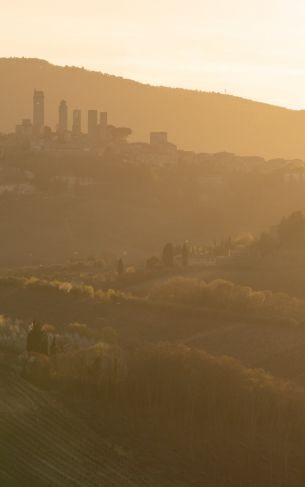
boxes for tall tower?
[99,112,108,141]
[33,90,44,137]
[72,109,82,136]
[88,110,98,139]
[58,100,68,134]
[99,112,108,128]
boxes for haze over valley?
[2,3,305,484]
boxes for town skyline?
[3,57,305,161]
[12,87,173,155]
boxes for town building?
[33,90,45,137]
[72,109,82,136]
[15,119,32,138]
[58,100,68,135]
[88,110,98,139]
[150,132,168,146]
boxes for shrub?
[0,316,27,352]
[151,277,305,322]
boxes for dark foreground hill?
[3,343,305,487]
[0,353,173,487]
[1,57,305,159]
[3,272,305,485]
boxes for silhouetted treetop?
[162,243,174,267]
[26,320,49,355]
[277,211,305,246]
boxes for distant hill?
[1,57,305,160]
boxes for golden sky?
[2,0,305,108]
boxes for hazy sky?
[2,0,305,108]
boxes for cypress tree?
[117,258,124,276]
[182,243,189,267]
[162,243,174,267]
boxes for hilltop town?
[5,89,177,162]
[0,86,304,266]
[1,88,305,197]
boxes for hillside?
[2,272,305,387]
[3,269,305,485]
[1,58,305,159]
[3,343,305,486]
[0,353,176,487]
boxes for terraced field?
[0,354,177,487]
